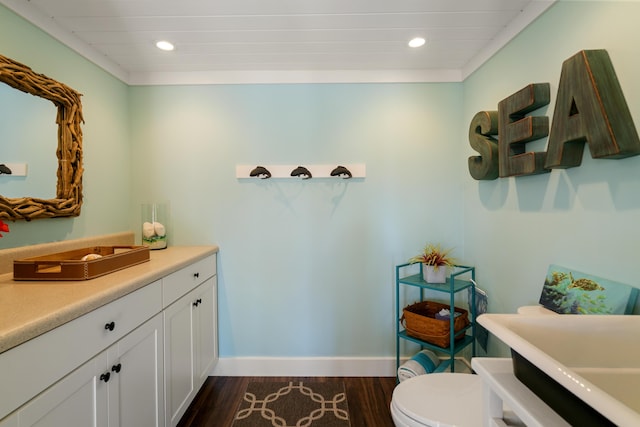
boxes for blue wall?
[129,83,465,357]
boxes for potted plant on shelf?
[408,243,457,283]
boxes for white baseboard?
[211,356,398,377]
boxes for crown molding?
[462,0,557,80]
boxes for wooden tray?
[13,246,150,281]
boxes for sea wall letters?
[468,50,640,180]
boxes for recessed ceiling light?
[156,41,174,51]
[408,37,426,48]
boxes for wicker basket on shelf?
[400,301,469,348]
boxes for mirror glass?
[0,54,83,221]
[0,83,58,198]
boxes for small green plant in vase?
[409,243,457,283]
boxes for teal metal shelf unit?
[395,263,476,377]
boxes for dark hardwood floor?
[177,376,398,427]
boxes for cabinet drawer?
[0,280,162,420]
[162,255,216,307]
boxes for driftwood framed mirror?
[0,54,83,221]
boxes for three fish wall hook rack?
[236,164,366,180]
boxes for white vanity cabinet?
[163,255,217,427]
[0,279,165,427]
[0,279,163,424]
[1,313,164,427]
[0,247,219,427]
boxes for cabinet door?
[108,313,164,427]
[193,277,217,388]
[12,352,109,427]
[164,291,195,427]
[164,275,218,427]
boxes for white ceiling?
[0,0,556,85]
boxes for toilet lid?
[392,373,483,427]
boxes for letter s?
[468,111,499,180]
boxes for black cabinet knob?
[100,372,110,382]
[104,321,115,331]
[111,363,122,373]
[193,272,200,278]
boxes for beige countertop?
[0,245,219,354]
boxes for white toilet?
[391,372,483,427]
[391,305,556,426]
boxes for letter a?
[545,50,640,168]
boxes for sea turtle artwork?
[538,265,637,315]
[566,273,605,291]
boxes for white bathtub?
[478,313,640,426]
